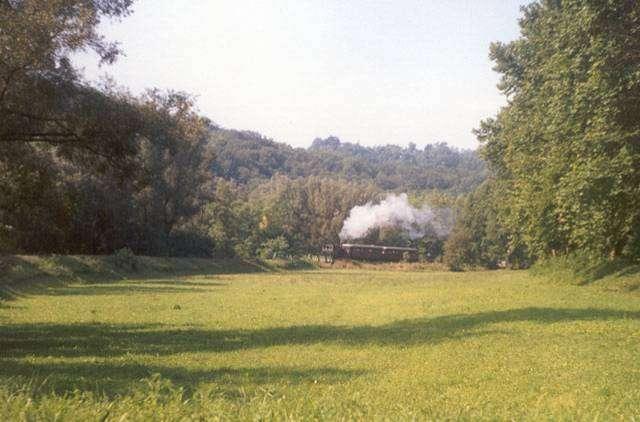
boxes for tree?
[258,236,290,260]
[43,90,214,255]
[443,181,530,270]
[479,0,640,261]
[131,91,213,254]
[248,176,380,255]
[209,132,486,194]
[201,179,259,258]
[0,0,145,253]
[0,0,142,169]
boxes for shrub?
[258,236,290,260]
[112,247,138,271]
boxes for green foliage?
[258,236,290,260]
[0,147,70,253]
[210,132,486,194]
[0,2,209,256]
[200,175,455,260]
[1,267,639,419]
[200,179,255,258]
[1,87,214,256]
[443,181,530,270]
[479,0,640,262]
[247,175,381,255]
[0,1,141,170]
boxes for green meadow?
[1,261,639,420]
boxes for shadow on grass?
[259,259,319,271]
[141,280,227,288]
[0,359,365,399]
[576,262,640,286]
[1,307,637,398]
[0,276,225,300]
[532,254,640,288]
[40,278,228,297]
[1,307,638,360]
[0,255,259,301]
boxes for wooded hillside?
[209,130,485,194]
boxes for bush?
[112,247,138,271]
[233,237,259,259]
[442,227,471,271]
[258,236,290,260]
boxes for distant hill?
[208,130,486,194]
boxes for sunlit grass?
[1,268,639,420]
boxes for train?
[322,243,419,263]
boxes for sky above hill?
[75,0,528,150]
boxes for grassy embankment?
[0,255,639,420]
[530,253,640,294]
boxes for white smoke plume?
[339,193,452,240]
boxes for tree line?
[443,0,640,269]
[210,132,485,194]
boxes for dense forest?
[444,0,640,269]
[2,0,639,270]
[210,130,485,194]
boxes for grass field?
[1,262,639,420]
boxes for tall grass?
[530,252,640,292]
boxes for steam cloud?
[339,193,452,240]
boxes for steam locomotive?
[322,243,419,263]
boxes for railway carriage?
[322,243,419,263]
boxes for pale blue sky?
[75,0,529,149]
